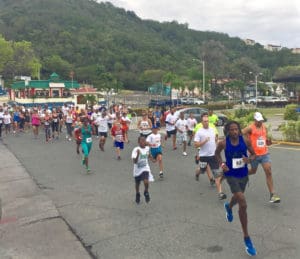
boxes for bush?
[283,104,298,121]
[228,109,267,129]
[279,121,300,142]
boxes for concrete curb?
[272,140,300,146]
[0,143,91,259]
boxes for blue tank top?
[224,135,248,178]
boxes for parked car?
[193,98,205,105]
[174,107,228,126]
[245,96,264,104]
[148,99,182,107]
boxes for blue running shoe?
[244,237,257,256]
[224,202,233,222]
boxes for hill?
[0,0,299,90]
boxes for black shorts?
[134,171,149,183]
[99,132,108,138]
[187,130,193,137]
[226,176,249,194]
[140,133,151,138]
[199,156,222,177]
[167,129,176,137]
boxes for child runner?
[146,125,164,179]
[175,111,188,156]
[111,122,126,160]
[81,117,93,173]
[95,110,110,151]
[131,136,151,204]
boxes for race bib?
[86,137,92,143]
[53,118,58,123]
[232,158,245,169]
[257,138,265,147]
[137,160,147,168]
[199,162,207,169]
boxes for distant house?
[243,39,256,46]
[264,44,282,52]
[291,48,300,54]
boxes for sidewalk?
[0,142,91,259]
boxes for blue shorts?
[150,146,162,159]
[82,142,92,157]
[250,153,271,169]
[114,141,124,149]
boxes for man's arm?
[215,139,225,166]
[242,126,251,136]
[243,136,256,163]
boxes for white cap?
[254,112,264,121]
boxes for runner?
[175,111,188,156]
[51,108,60,140]
[132,136,151,204]
[153,106,163,128]
[242,112,281,203]
[65,109,73,141]
[111,121,126,160]
[165,107,178,150]
[187,112,197,146]
[194,113,226,200]
[121,111,131,143]
[95,109,110,151]
[31,108,41,139]
[3,110,11,135]
[81,117,93,173]
[12,107,20,135]
[73,117,82,154]
[215,121,257,256]
[137,111,152,138]
[0,106,4,138]
[146,125,164,179]
[43,111,52,143]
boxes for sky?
[99,0,300,48]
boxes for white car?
[193,98,205,105]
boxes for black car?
[174,107,228,126]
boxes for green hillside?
[0,0,299,90]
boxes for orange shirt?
[249,123,268,156]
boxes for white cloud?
[101,0,300,48]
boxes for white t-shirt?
[3,114,11,124]
[146,133,161,148]
[131,146,151,177]
[187,118,197,131]
[0,111,4,124]
[139,119,152,135]
[194,127,216,157]
[175,118,188,133]
[95,116,109,133]
[165,113,177,131]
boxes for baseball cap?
[152,125,159,129]
[254,112,264,121]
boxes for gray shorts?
[226,176,249,194]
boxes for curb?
[272,140,300,146]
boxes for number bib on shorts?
[199,162,207,169]
[86,137,92,143]
[232,158,245,169]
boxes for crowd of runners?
[0,101,282,256]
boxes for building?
[264,44,282,52]
[9,72,80,107]
[291,48,300,54]
[243,39,256,46]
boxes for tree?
[43,55,72,79]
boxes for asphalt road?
[2,129,300,259]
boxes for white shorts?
[177,132,187,143]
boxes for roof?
[11,73,80,89]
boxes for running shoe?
[210,178,215,186]
[224,202,233,222]
[218,192,227,200]
[144,191,150,203]
[173,147,177,150]
[270,193,281,203]
[159,172,164,179]
[195,174,199,181]
[86,167,91,173]
[182,152,187,156]
[135,193,140,204]
[244,236,257,256]
[117,156,121,160]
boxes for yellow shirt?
[193,122,218,135]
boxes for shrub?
[283,104,298,121]
[279,121,300,142]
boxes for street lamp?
[192,59,205,102]
[249,72,262,108]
